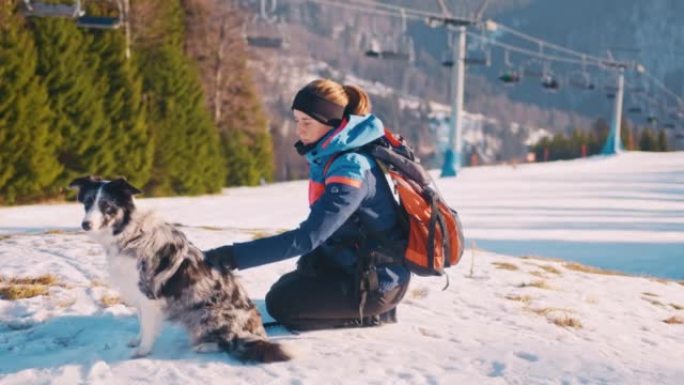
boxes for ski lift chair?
[664,122,676,129]
[364,37,382,58]
[75,0,124,29]
[541,74,561,91]
[381,50,411,61]
[244,1,285,50]
[441,50,454,67]
[441,30,457,67]
[498,49,521,85]
[373,10,414,62]
[569,70,595,91]
[247,35,284,49]
[465,52,490,66]
[23,0,84,18]
[77,15,121,29]
[499,71,522,84]
[604,85,618,99]
[628,106,643,114]
[646,116,658,125]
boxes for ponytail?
[342,84,372,115]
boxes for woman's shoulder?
[328,151,376,175]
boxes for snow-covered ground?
[0,152,683,384]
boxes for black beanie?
[291,88,346,126]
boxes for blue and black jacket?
[233,114,410,292]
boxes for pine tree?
[620,119,634,151]
[136,0,225,196]
[657,130,668,152]
[140,44,225,196]
[223,129,259,186]
[0,2,62,204]
[181,0,274,187]
[252,131,274,184]
[87,29,153,188]
[30,17,112,184]
[638,127,658,151]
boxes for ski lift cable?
[466,31,611,68]
[641,69,684,106]
[487,20,630,69]
[304,0,476,26]
[302,0,684,105]
[304,0,411,21]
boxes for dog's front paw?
[127,337,141,348]
[193,342,220,353]
[131,348,151,359]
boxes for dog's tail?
[219,337,292,363]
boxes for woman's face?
[293,109,332,145]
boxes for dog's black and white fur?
[69,176,290,363]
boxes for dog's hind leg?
[131,300,164,358]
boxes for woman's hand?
[203,245,237,271]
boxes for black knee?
[265,283,289,323]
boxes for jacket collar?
[303,114,385,164]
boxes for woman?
[205,79,410,331]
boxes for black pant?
[265,268,409,331]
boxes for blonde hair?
[301,79,372,115]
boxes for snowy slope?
[1,152,683,384]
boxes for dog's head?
[68,176,141,235]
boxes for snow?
[1,151,683,384]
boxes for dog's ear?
[68,175,103,202]
[68,175,102,191]
[108,178,142,196]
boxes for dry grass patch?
[409,287,429,299]
[0,285,49,300]
[44,229,67,235]
[642,292,659,297]
[530,271,549,278]
[7,275,58,286]
[670,303,684,311]
[539,265,562,275]
[663,316,684,325]
[563,262,625,276]
[492,262,518,271]
[529,307,583,329]
[642,297,666,307]
[552,315,583,329]
[250,231,272,240]
[505,294,532,305]
[518,280,551,290]
[199,226,223,231]
[100,294,123,308]
[0,274,61,300]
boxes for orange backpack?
[326,129,465,277]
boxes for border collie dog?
[69,176,290,363]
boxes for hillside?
[243,0,684,177]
